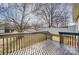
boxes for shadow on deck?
[9,40,79,55]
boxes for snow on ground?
[38,26,76,34]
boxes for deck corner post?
[59,34,63,44]
[46,32,52,40]
[50,34,52,40]
[59,32,64,48]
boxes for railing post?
[49,34,52,40]
[60,34,63,44]
[45,32,52,40]
[45,34,47,40]
[59,33,64,48]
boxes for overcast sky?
[0,3,73,26]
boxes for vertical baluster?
[27,34,29,52]
[21,35,23,49]
[36,33,37,43]
[70,35,71,46]
[17,36,19,50]
[77,36,79,50]
[23,35,24,48]
[35,34,37,43]
[20,36,21,50]
[72,35,74,47]
[65,35,67,45]
[67,35,68,45]
[69,35,70,46]
[75,35,76,48]
[69,35,71,46]
[29,34,31,45]
[29,33,30,45]
[19,36,22,49]
[29,33,31,52]
[19,36,20,50]
[72,35,73,47]
[16,36,17,51]
[65,35,67,44]
[71,35,73,47]
[77,36,79,52]
[31,33,32,53]
[21,35,24,48]
[66,35,68,45]
[64,35,66,44]
[20,36,22,49]
[15,36,16,51]
[10,37,12,53]
[25,35,26,47]
[29,34,30,46]
[63,35,64,44]
[6,37,8,55]
[16,36,18,50]
[3,37,4,55]
[67,36,69,45]
[12,37,14,52]
[68,36,69,45]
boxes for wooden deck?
[9,40,79,55]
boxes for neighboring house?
[0,26,5,33]
[0,22,5,33]
[0,22,12,33]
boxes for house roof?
[0,22,10,30]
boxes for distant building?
[0,22,12,33]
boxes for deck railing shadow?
[0,31,52,55]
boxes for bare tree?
[0,3,72,32]
[33,3,63,27]
[32,22,40,30]
[32,18,45,30]
[33,3,72,28]
[0,3,37,32]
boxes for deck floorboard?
[9,40,79,55]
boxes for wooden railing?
[59,32,79,49]
[0,31,52,55]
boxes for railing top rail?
[59,32,79,35]
[0,31,51,36]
